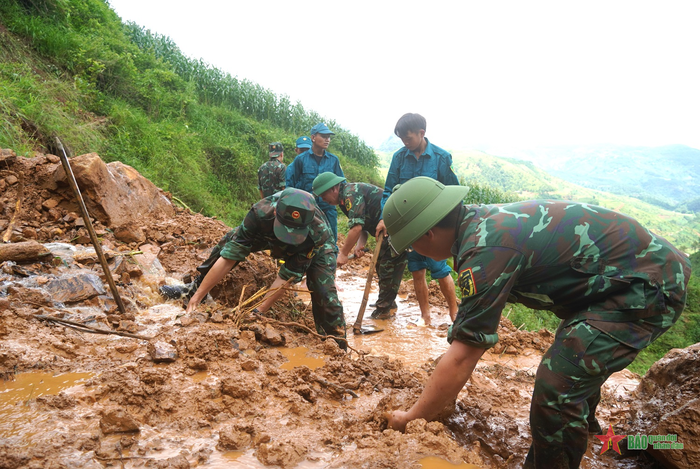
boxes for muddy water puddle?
[420,456,482,468]
[279,347,327,371]
[336,275,453,370]
[0,371,93,441]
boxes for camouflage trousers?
[523,319,666,468]
[373,236,408,314]
[196,229,346,346]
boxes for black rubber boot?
[159,277,200,301]
[369,300,397,309]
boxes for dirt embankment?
[0,150,696,469]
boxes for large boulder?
[627,343,700,469]
[53,153,174,230]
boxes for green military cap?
[383,177,468,254]
[269,142,283,157]
[274,188,316,244]
[312,172,346,196]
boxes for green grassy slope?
[0,0,382,225]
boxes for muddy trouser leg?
[193,229,239,286]
[306,243,346,349]
[523,320,641,469]
[374,237,407,313]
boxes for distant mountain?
[482,144,700,211]
[377,135,403,153]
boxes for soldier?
[286,123,344,242]
[383,177,691,468]
[257,142,286,198]
[313,172,406,319]
[160,188,346,348]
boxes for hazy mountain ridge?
[485,144,700,211]
[374,143,700,250]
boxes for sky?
[106,0,700,152]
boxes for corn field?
[124,23,378,168]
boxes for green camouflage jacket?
[337,182,383,236]
[450,200,691,349]
[257,159,286,198]
[220,193,336,281]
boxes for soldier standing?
[257,142,286,198]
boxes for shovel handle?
[353,239,384,331]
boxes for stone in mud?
[256,440,308,469]
[44,272,106,303]
[217,424,252,450]
[100,407,140,434]
[148,341,178,363]
[627,343,700,469]
[262,324,285,346]
[221,375,257,399]
[113,223,146,244]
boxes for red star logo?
[595,424,626,454]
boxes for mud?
[0,151,688,468]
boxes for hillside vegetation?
[0,0,381,225]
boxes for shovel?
[353,240,385,334]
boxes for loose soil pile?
[0,151,694,468]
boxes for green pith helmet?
[383,177,468,254]
[274,188,316,244]
[312,172,346,196]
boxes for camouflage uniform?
[337,182,407,315]
[447,200,690,468]
[257,158,286,198]
[195,192,345,341]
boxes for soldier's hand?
[185,297,200,314]
[385,410,409,432]
[354,245,366,258]
[375,220,387,239]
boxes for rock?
[217,425,252,450]
[100,407,140,434]
[627,343,700,469]
[44,272,106,303]
[262,324,285,346]
[148,341,178,363]
[113,223,146,244]
[53,153,175,229]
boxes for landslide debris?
[0,150,690,468]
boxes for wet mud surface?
[0,151,671,468]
